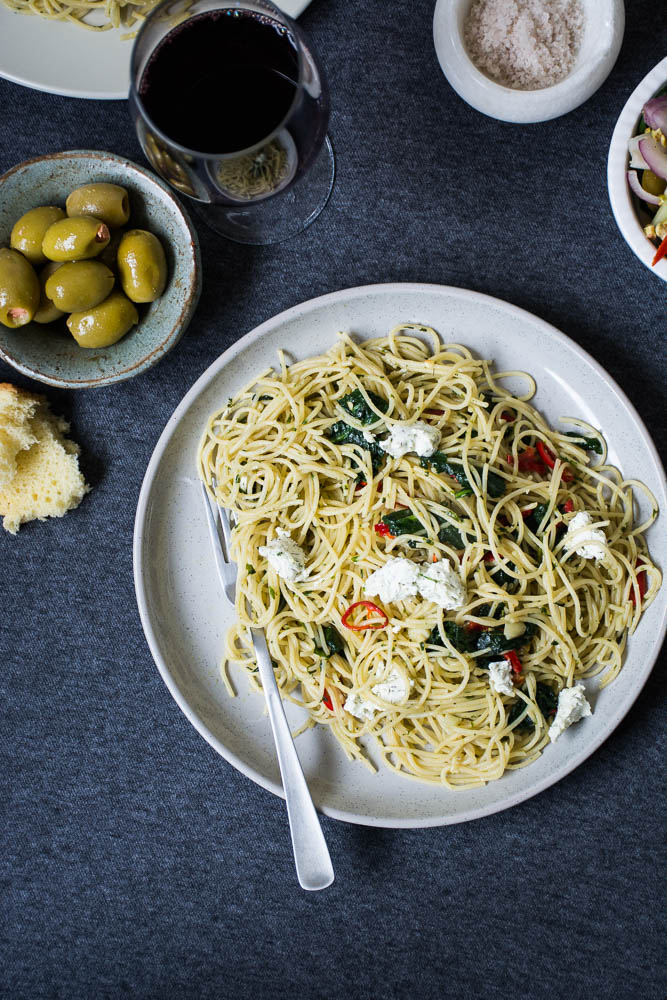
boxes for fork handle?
[251,627,335,891]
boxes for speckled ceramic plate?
[0,0,312,100]
[133,283,667,828]
[0,150,201,388]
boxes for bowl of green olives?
[0,150,201,388]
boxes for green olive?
[117,229,167,303]
[42,215,110,262]
[66,183,131,229]
[46,260,115,313]
[33,261,66,324]
[0,247,40,328]
[642,169,666,198]
[67,289,139,348]
[10,205,66,266]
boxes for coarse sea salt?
[464,0,584,91]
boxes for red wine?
[138,9,300,155]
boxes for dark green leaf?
[328,420,386,474]
[426,621,478,653]
[421,451,505,498]
[563,431,603,455]
[378,507,465,550]
[246,564,256,575]
[508,681,557,732]
[427,620,536,658]
[523,502,551,534]
[437,520,465,549]
[339,388,389,425]
[314,625,345,658]
[381,508,424,536]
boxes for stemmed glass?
[129,0,334,244]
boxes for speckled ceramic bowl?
[0,150,201,388]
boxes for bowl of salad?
[608,56,667,280]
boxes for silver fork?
[200,479,334,891]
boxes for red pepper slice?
[652,234,667,267]
[424,408,444,416]
[536,440,573,482]
[322,690,333,711]
[503,649,522,677]
[508,446,546,473]
[374,522,395,538]
[483,551,495,563]
[464,621,486,633]
[355,478,383,493]
[536,440,557,468]
[629,558,648,606]
[562,498,574,513]
[500,411,514,422]
[341,600,389,631]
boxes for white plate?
[133,283,667,828]
[0,0,311,100]
[607,55,667,282]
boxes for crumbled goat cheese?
[362,429,377,442]
[487,659,514,697]
[344,692,376,721]
[365,556,466,609]
[564,511,607,561]
[372,668,412,704]
[416,559,467,610]
[365,557,420,603]
[548,683,592,742]
[258,528,308,582]
[381,421,440,459]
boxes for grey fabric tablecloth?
[1,2,665,997]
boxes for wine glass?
[129,0,334,245]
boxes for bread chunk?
[0,382,40,490]
[0,383,89,534]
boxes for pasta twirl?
[198,327,661,789]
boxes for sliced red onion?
[628,135,650,169]
[638,135,667,180]
[627,169,662,206]
[643,95,667,132]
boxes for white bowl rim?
[433,0,625,123]
[133,280,667,829]
[607,55,667,282]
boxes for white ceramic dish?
[433,0,624,123]
[0,0,311,100]
[607,56,667,282]
[133,283,666,828]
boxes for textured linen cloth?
[1,1,665,998]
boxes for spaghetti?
[198,327,661,788]
[1,0,162,37]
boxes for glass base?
[191,135,335,245]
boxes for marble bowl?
[0,149,201,388]
[433,0,625,124]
